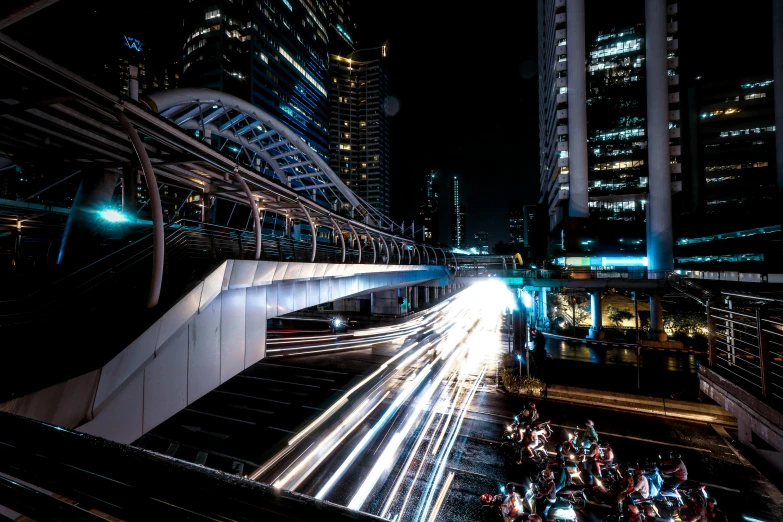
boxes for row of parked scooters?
[479,403,715,521]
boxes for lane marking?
[427,471,455,522]
[447,467,491,479]
[710,424,752,467]
[213,390,291,405]
[549,423,712,453]
[238,376,321,388]
[183,409,256,425]
[254,362,350,375]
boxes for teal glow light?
[99,209,127,223]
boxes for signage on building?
[123,36,144,52]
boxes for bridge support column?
[587,291,605,339]
[540,288,549,328]
[424,287,430,305]
[645,0,674,272]
[648,294,668,341]
[411,287,419,310]
[370,289,400,316]
[434,286,439,299]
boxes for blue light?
[521,290,533,309]
[517,354,522,361]
[123,36,144,52]
[99,209,127,223]
[590,256,648,267]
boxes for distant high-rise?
[451,175,466,247]
[327,0,356,55]
[182,0,330,159]
[328,49,391,216]
[474,231,490,255]
[509,200,525,243]
[537,0,680,268]
[420,170,440,243]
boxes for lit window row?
[278,46,327,97]
[704,161,768,172]
[590,127,645,142]
[718,125,775,137]
[592,160,644,171]
[205,9,220,20]
[744,93,766,100]
[589,38,641,59]
[700,108,742,118]
[740,80,773,89]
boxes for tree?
[549,293,590,327]
[607,305,634,327]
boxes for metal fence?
[707,292,783,403]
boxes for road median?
[544,384,737,426]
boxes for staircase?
[667,271,714,306]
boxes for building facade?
[420,170,440,243]
[328,51,391,216]
[509,200,525,244]
[537,0,680,267]
[674,78,780,269]
[474,231,490,255]
[451,175,466,248]
[182,0,330,159]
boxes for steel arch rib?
[378,234,390,266]
[364,227,377,264]
[347,222,361,263]
[143,88,370,220]
[330,217,346,263]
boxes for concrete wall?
[3,260,450,445]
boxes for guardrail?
[707,292,783,403]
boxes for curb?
[540,331,707,355]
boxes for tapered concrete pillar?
[648,293,667,341]
[434,286,439,299]
[774,0,783,193]
[566,0,589,218]
[540,288,549,327]
[645,0,674,272]
[412,287,419,310]
[424,287,430,304]
[587,292,604,339]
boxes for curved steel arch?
[143,88,394,230]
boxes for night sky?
[351,1,540,248]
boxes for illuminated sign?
[590,256,648,267]
[123,36,144,52]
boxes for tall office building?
[537,0,680,268]
[675,77,781,268]
[420,170,440,243]
[328,49,391,216]
[451,175,466,247]
[509,200,525,244]
[326,0,356,55]
[474,231,490,255]
[182,0,330,159]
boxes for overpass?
[0,32,464,444]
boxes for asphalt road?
[135,284,782,522]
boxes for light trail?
[315,364,433,500]
[253,280,513,521]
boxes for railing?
[0,219,448,400]
[707,292,783,403]
[455,267,674,281]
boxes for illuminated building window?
[744,93,766,100]
[205,9,220,20]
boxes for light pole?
[517,353,523,377]
[633,291,641,390]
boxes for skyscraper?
[474,231,490,255]
[329,49,391,216]
[420,170,440,243]
[182,0,330,159]
[509,200,525,243]
[537,0,679,268]
[451,175,466,247]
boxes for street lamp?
[517,353,522,377]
